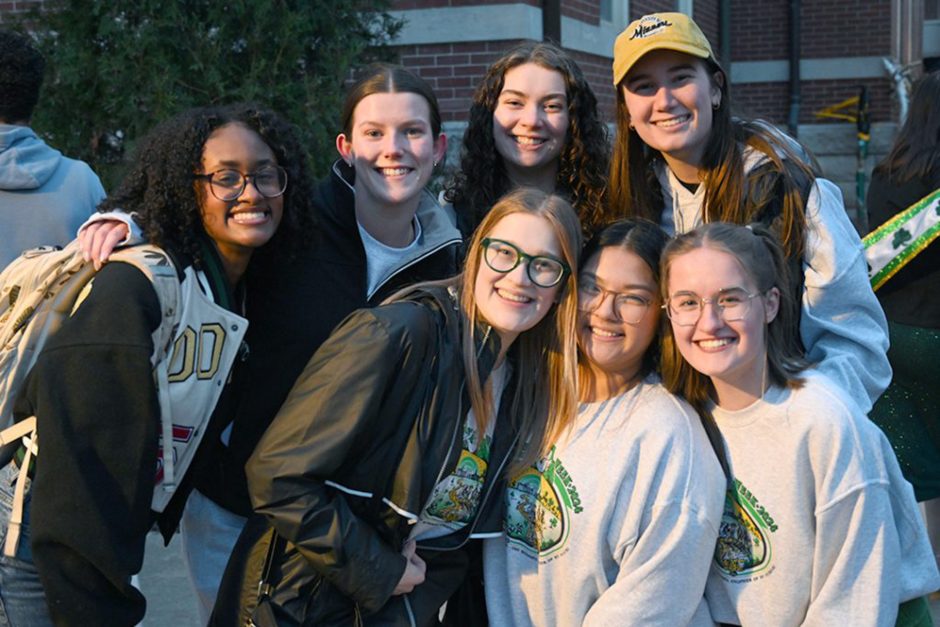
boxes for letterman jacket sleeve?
[17,262,162,626]
[800,178,891,413]
[246,303,434,613]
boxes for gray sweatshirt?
[483,376,726,626]
[706,371,939,626]
[0,124,105,268]
[655,147,891,414]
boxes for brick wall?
[693,0,720,52]
[562,0,599,25]
[631,0,678,20]
[0,0,45,23]
[801,0,891,58]
[567,48,616,120]
[730,0,891,61]
[394,40,617,123]
[734,77,892,124]
[729,0,789,61]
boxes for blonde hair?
[460,187,581,473]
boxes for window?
[600,0,629,26]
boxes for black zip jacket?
[193,162,461,516]
[211,287,518,626]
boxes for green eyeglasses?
[480,238,569,288]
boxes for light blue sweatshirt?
[0,124,106,268]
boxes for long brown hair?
[609,54,817,260]
[459,187,581,473]
[872,71,940,184]
[444,42,610,237]
[659,222,807,417]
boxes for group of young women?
[4,10,938,627]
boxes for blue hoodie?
[0,124,106,268]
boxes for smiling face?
[666,246,779,408]
[492,63,569,190]
[578,246,659,397]
[198,122,283,277]
[621,49,721,178]
[474,211,564,348]
[336,91,446,213]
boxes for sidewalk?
[138,532,200,626]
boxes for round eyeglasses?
[480,238,569,288]
[195,165,288,202]
[577,278,653,324]
[663,288,762,327]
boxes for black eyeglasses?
[195,165,288,202]
[480,238,569,288]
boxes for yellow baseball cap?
[613,13,715,85]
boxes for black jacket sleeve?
[17,261,162,626]
[246,303,436,614]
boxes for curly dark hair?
[444,41,610,238]
[100,103,316,273]
[0,29,45,123]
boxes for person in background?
[867,71,940,570]
[483,219,725,626]
[0,28,105,269]
[443,41,611,240]
[609,12,890,413]
[661,222,939,626]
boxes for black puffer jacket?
[212,287,518,626]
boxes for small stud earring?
[433,161,438,167]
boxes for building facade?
[3,0,937,217]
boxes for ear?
[710,71,724,108]
[335,133,354,165]
[763,287,780,324]
[433,132,447,167]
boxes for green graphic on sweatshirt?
[504,446,583,560]
[423,426,491,527]
[714,478,778,578]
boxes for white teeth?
[231,211,266,223]
[514,136,545,146]
[498,289,531,303]
[591,328,621,338]
[654,115,691,128]
[698,338,733,349]
[380,167,410,176]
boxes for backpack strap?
[108,245,183,490]
[0,416,37,557]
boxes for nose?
[696,300,724,331]
[654,85,677,110]
[239,176,265,202]
[519,102,543,128]
[382,132,405,157]
[506,259,533,286]
[594,290,617,319]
